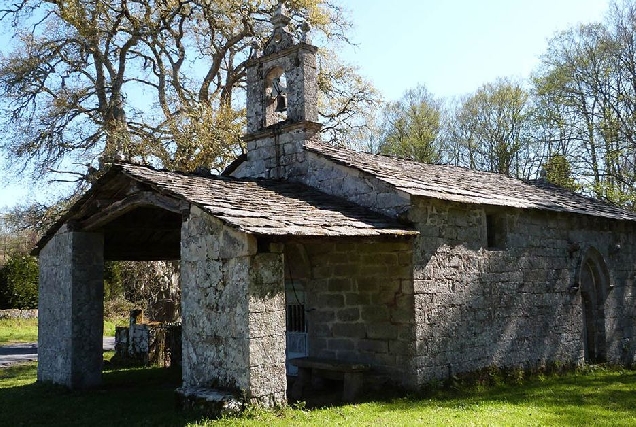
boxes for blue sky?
[340,0,609,100]
[0,0,611,210]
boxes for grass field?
[0,318,38,343]
[0,362,635,426]
[0,317,120,344]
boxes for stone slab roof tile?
[120,164,416,237]
[306,141,636,222]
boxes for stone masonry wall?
[234,122,320,180]
[180,207,286,405]
[38,227,104,389]
[0,309,38,319]
[286,239,416,387]
[235,144,411,219]
[300,152,411,218]
[410,197,636,383]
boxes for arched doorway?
[578,247,610,363]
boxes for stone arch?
[578,246,610,363]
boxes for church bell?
[275,93,287,112]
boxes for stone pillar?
[247,252,286,405]
[180,207,286,406]
[38,226,104,389]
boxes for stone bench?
[289,357,371,403]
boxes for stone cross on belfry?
[300,21,311,44]
[271,1,291,28]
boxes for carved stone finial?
[262,1,294,56]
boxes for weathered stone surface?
[38,229,104,389]
[175,386,242,417]
[291,240,416,386]
[181,207,285,406]
[410,197,636,383]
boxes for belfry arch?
[578,246,611,363]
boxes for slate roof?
[119,163,415,237]
[306,141,636,222]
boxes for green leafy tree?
[447,79,533,177]
[0,252,38,309]
[533,0,636,206]
[378,85,442,163]
[543,154,580,191]
[104,261,124,302]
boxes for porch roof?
[33,163,416,257]
[119,163,416,238]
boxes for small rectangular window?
[486,213,507,249]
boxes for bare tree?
[0,0,377,186]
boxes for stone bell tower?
[236,2,321,179]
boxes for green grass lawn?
[0,363,635,426]
[0,318,38,343]
[0,317,119,344]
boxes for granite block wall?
[236,122,320,180]
[285,239,416,387]
[409,197,636,383]
[301,152,411,218]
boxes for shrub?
[0,253,38,309]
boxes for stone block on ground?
[175,386,243,418]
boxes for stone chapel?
[35,5,636,407]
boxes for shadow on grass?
[2,364,636,426]
[0,364,211,427]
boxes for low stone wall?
[0,309,38,319]
[114,323,182,367]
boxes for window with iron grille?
[286,302,306,333]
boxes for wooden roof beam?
[80,191,188,232]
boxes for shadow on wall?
[412,210,636,383]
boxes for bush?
[0,253,38,309]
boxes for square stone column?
[38,227,104,389]
[180,207,286,406]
